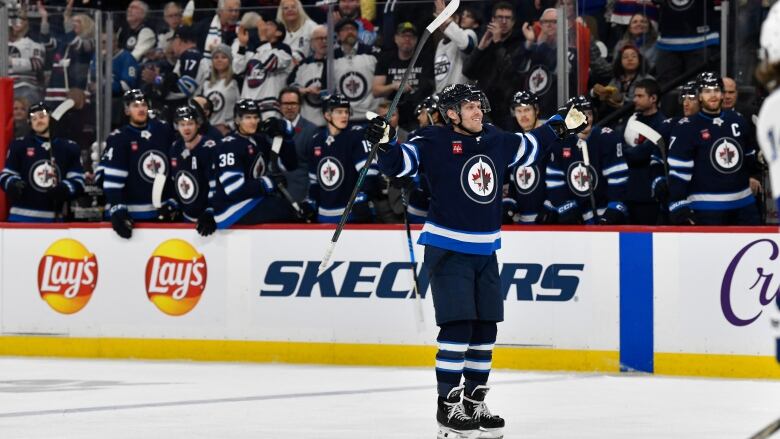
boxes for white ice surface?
[0,357,778,439]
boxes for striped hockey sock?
[464,321,497,395]
[435,321,472,397]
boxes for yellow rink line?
[654,352,780,379]
[0,336,619,372]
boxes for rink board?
[0,224,777,378]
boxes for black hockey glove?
[157,201,179,222]
[651,177,668,203]
[599,208,627,225]
[557,201,584,225]
[48,183,71,207]
[260,118,289,138]
[268,171,287,188]
[535,207,558,225]
[389,176,414,191]
[547,104,589,139]
[502,202,516,225]
[365,117,396,151]
[196,209,217,237]
[6,179,26,204]
[110,207,134,239]
[299,200,317,223]
[669,205,696,225]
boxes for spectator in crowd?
[333,0,377,46]
[167,25,211,107]
[612,13,657,72]
[0,102,85,222]
[9,10,45,105]
[592,45,651,110]
[516,0,557,25]
[195,0,240,59]
[330,18,379,121]
[13,98,31,139]
[116,0,157,62]
[655,0,720,86]
[722,76,738,111]
[289,24,326,127]
[373,22,435,130]
[433,0,479,93]
[606,0,658,48]
[278,0,317,63]
[278,87,317,202]
[203,43,239,135]
[234,17,293,109]
[157,2,184,52]
[464,2,524,129]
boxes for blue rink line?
[619,232,654,373]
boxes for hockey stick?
[748,416,780,439]
[268,134,307,221]
[400,185,425,326]
[626,114,668,178]
[48,98,76,220]
[576,138,599,223]
[318,0,460,274]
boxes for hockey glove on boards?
[599,207,628,225]
[669,205,696,225]
[365,116,396,152]
[157,200,179,222]
[299,199,317,223]
[196,209,217,237]
[6,179,26,204]
[48,183,70,207]
[110,206,134,239]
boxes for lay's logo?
[145,239,207,316]
[37,239,99,314]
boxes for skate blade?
[478,427,504,439]
[437,425,481,439]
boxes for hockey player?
[0,103,85,222]
[98,89,176,239]
[503,91,553,224]
[211,99,299,227]
[667,72,760,225]
[620,78,667,224]
[367,83,587,439]
[303,94,379,223]
[546,96,630,224]
[168,105,218,236]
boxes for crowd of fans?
[2,0,774,229]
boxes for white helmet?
[760,1,780,65]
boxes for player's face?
[514,105,538,131]
[326,107,350,129]
[177,119,199,142]
[126,101,149,125]
[633,88,655,113]
[699,87,722,112]
[30,111,50,135]
[237,114,260,134]
[459,100,484,132]
[682,96,699,117]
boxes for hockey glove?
[535,206,558,225]
[157,200,179,222]
[260,118,289,138]
[390,176,414,191]
[599,208,628,225]
[196,209,217,237]
[502,202,517,225]
[651,177,668,203]
[548,104,589,139]
[48,183,71,207]
[669,205,696,225]
[268,171,287,188]
[6,179,26,204]
[110,206,134,239]
[299,199,317,223]
[557,201,584,225]
[365,117,396,151]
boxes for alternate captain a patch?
[460,155,497,204]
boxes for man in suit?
[279,86,318,202]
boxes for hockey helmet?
[565,95,594,112]
[695,71,724,93]
[415,93,440,116]
[123,89,148,107]
[174,105,199,124]
[510,91,539,110]
[438,84,491,123]
[234,98,261,118]
[322,93,351,113]
[27,101,49,119]
[679,81,698,101]
[760,1,780,65]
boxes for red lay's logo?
[37,239,98,314]
[145,239,207,316]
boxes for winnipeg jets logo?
[434,54,451,81]
[175,171,199,204]
[246,59,272,88]
[206,90,225,113]
[317,157,344,191]
[138,150,168,183]
[461,155,497,204]
[669,0,693,11]
[126,36,137,48]
[567,161,598,197]
[29,160,60,192]
[514,165,539,195]
[252,154,266,179]
[304,78,323,107]
[709,137,743,174]
[339,71,368,101]
[528,65,551,94]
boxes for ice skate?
[436,386,481,439]
[463,385,504,439]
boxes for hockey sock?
[435,320,473,397]
[464,320,497,395]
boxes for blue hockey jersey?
[545,127,629,222]
[668,110,757,212]
[98,120,176,219]
[308,125,379,223]
[378,123,559,255]
[621,111,667,202]
[169,135,217,222]
[504,151,550,224]
[0,134,85,222]
[211,130,297,228]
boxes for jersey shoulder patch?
[678,117,690,125]
[663,118,673,124]
[221,135,235,143]
[204,140,217,148]
[600,127,613,134]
